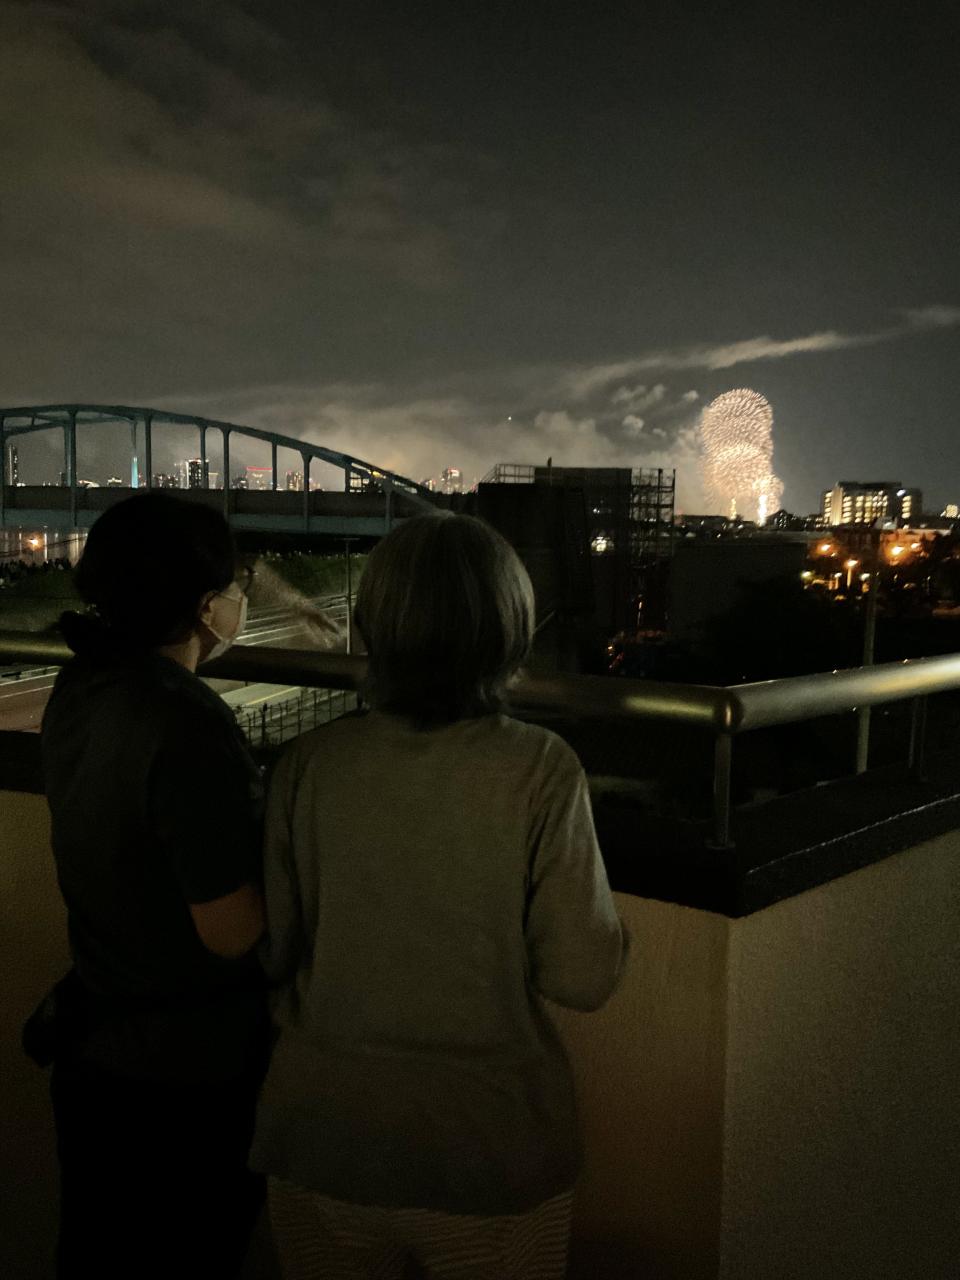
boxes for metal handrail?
[1,629,957,847]
[730,653,960,731]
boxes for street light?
[845,558,859,589]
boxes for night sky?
[2,1,958,512]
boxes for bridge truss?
[0,404,434,534]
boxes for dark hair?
[61,493,235,656]
[354,513,534,728]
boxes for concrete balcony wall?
[3,788,959,1279]
[718,832,960,1280]
[553,892,728,1280]
[554,837,960,1279]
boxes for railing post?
[200,425,207,488]
[710,732,734,849]
[0,414,5,526]
[855,706,871,774]
[856,527,881,774]
[907,695,928,777]
[344,538,355,654]
[271,440,278,491]
[301,452,310,532]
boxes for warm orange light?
[819,543,833,554]
[844,559,859,569]
[891,545,905,556]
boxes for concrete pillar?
[143,413,153,489]
[222,429,230,518]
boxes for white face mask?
[205,592,247,662]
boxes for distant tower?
[130,420,140,488]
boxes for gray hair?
[354,513,535,727]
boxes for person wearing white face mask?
[36,493,269,1280]
[203,579,249,663]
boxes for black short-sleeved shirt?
[41,652,268,1083]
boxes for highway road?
[0,595,349,733]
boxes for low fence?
[233,686,359,749]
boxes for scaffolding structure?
[630,467,676,630]
[630,467,676,563]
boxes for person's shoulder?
[489,715,583,775]
[274,708,370,774]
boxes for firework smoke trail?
[699,389,783,522]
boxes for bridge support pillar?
[222,429,230,518]
[143,413,153,489]
[301,452,310,531]
[66,411,77,528]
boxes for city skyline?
[6,426,955,521]
[1,4,958,512]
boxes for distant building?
[6,443,19,485]
[420,477,437,492]
[187,458,209,489]
[769,508,807,531]
[440,467,463,495]
[244,465,272,491]
[285,470,304,491]
[668,539,809,648]
[821,481,922,528]
[106,476,124,487]
[151,473,180,489]
[481,462,675,634]
[942,503,959,519]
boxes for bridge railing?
[1,629,958,847]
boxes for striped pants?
[268,1177,573,1280]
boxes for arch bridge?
[0,404,437,539]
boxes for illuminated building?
[244,465,272,490]
[187,458,209,489]
[175,458,210,489]
[821,481,922,528]
[942,504,959,519]
[440,467,463,495]
[285,470,304,491]
[6,443,19,485]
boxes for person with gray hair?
[251,513,626,1279]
